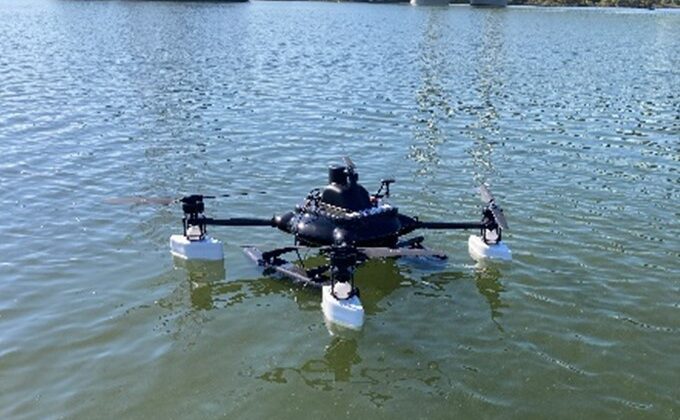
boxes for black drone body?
[274,164,410,247]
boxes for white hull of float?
[170,234,224,261]
[468,235,512,262]
[321,284,365,331]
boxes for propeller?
[104,194,218,206]
[343,156,356,172]
[105,191,266,206]
[104,196,179,206]
[480,184,494,204]
[480,185,509,230]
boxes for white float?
[321,283,364,331]
[468,235,512,262]
[170,233,224,261]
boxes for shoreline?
[505,0,678,8]
[262,0,679,8]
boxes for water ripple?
[1,2,679,419]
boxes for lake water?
[0,0,678,418]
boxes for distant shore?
[505,0,678,8]
[262,0,679,8]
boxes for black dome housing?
[321,165,371,212]
[273,164,415,247]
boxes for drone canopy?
[321,165,372,212]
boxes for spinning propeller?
[480,184,509,231]
[105,192,265,206]
[343,156,356,172]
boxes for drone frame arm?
[398,214,485,234]
[415,221,485,230]
[398,214,503,243]
[187,217,276,227]
[415,220,503,243]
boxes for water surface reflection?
[259,336,362,391]
[467,11,505,186]
[409,10,451,177]
[473,264,507,331]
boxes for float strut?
[188,217,276,227]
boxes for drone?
[137,158,511,331]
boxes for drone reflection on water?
[166,256,508,396]
[172,256,472,318]
[167,254,509,341]
[258,337,362,390]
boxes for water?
[1,0,678,418]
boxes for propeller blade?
[489,204,509,230]
[107,191,266,206]
[343,156,356,171]
[180,195,215,203]
[479,185,509,230]
[227,192,267,197]
[480,184,494,204]
[104,196,178,205]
